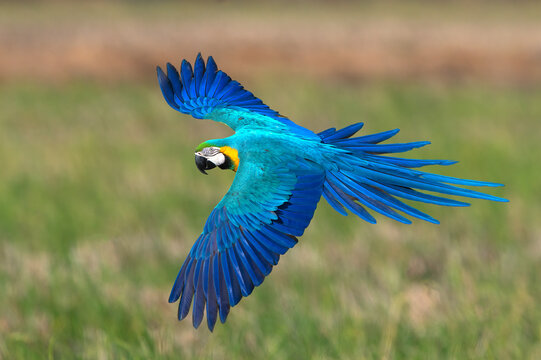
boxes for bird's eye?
[201,147,220,156]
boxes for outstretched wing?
[169,152,325,331]
[157,54,317,139]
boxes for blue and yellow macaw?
[157,54,507,331]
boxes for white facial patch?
[196,147,225,166]
[206,152,225,166]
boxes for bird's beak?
[195,153,216,175]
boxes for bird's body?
[208,131,341,171]
[157,54,507,331]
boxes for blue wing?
[157,53,317,139]
[168,153,325,331]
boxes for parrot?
[156,53,507,331]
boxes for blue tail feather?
[317,128,336,138]
[319,124,508,224]
[322,187,349,216]
[325,178,377,223]
[322,122,364,141]
[350,128,400,144]
[327,171,412,224]
[365,154,457,168]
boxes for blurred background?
[1,1,540,359]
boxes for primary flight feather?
[156,54,507,331]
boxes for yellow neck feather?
[220,146,239,171]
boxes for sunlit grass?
[0,77,539,359]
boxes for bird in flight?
[156,54,507,331]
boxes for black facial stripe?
[218,154,233,170]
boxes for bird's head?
[194,142,239,174]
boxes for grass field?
[1,77,539,359]
[1,2,541,359]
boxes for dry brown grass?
[1,2,541,84]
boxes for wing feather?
[169,154,325,330]
[157,54,318,139]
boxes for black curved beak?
[195,153,216,175]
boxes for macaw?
[156,54,507,331]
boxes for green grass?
[0,77,540,359]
